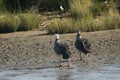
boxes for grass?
[70,0,93,19]
[47,13,120,34]
[47,0,120,34]
[0,14,19,33]
[0,13,41,33]
[17,13,41,31]
[47,18,76,34]
[0,0,120,34]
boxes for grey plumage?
[75,30,91,60]
[75,37,91,54]
[54,34,71,67]
[54,40,71,59]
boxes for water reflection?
[0,64,120,80]
[57,68,73,80]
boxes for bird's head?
[76,30,81,35]
[76,30,82,38]
[54,34,60,40]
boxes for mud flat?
[0,29,120,70]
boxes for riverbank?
[0,29,120,70]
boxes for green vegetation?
[47,0,120,34]
[0,0,120,34]
[47,18,76,34]
[70,0,93,19]
[0,13,41,33]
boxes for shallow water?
[0,64,120,80]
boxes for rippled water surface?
[0,64,120,80]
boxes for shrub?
[91,2,109,17]
[0,14,20,33]
[47,0,120,34]
[70,0,93,19]
[102,14,120,29]
[0,13,41,33]
[17,13,41,31]
[47,18,76,34]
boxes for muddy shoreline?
[0,29,120,70]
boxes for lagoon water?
[0,64,120,80]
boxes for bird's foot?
[58,64,63,67]
[79,58,83,61]
[68,64,71,67]
[68,64,75,69]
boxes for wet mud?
[0,29,120,80]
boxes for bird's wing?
[57,42,69,50]
[82,38,91,51]
[57,42,71,54]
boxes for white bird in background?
[60,6,64,11]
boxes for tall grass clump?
[47,0,120,34]
[76,13,120,32]
[69,0,98,32]
[47,18,76,34]
[0,13,41,33]
[97,1,120,30]
[69,0,120,32]
[0,14,20,33]
[103,13,120,29]
[47,0,95,34]
[70,0,93,19]
[17,13,41,31]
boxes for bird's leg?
[87,54,90,60]
[68,58,71,67]
[79,52,82,61]
[86,54,90,63]
[59,55,62,67]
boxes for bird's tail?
[63,48,71,59]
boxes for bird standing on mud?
[75,30,91,61]
[54,34,71,67]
